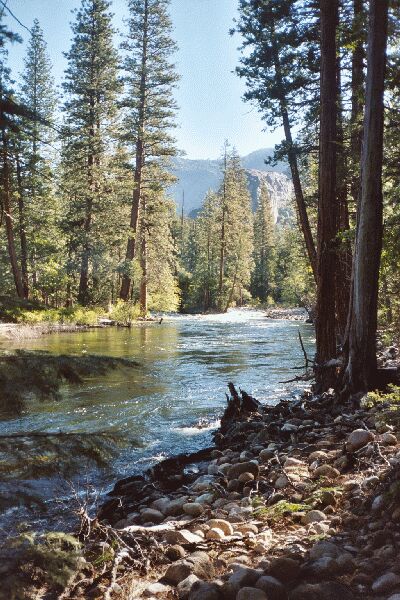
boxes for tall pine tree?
[119,0,179,305]
[62,0,121,305]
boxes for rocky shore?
[68,380,400,600]
[264,308,310,322]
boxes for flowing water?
[0,309,314,533]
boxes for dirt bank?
[0,322,94,340]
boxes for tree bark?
[120,0,149,301]
[1,130,24,298]
[271,35,318,283]
[315,0,339,391]
[15,153,29,298]
[350,0,365,207]
[336,54,352,342]
[343,0,388,394]
[139,196,147,317]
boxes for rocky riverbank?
[264,308,310,322]
[63,381,400,600]
[4,380,400,600]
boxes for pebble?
[259,449,274,462]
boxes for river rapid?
[0,309,314,534]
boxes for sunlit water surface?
[0,309,314,532]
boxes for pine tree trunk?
[336,56,352,341]
[1,130,24,298]
[350,0,365,207]
[315,0,339,391]
[271,35,317,283]
[120,0,149,302]
[139,198,147,317]
[120,138,144,300]
[16,153,29,299]
[343,0,388,394]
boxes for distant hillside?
[169,148,292,221]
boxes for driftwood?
[220,382,261,435]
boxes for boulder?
[309,540,341,560]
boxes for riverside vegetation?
[1,0,400,599]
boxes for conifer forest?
[1,1,400,599]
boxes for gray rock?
[259,449,274,462]
[177,574,200,599]
[164,552,211,585]
[289,582,355,600]
[207,519,234,536]
[346,429,374,452]
[141,508,165,523]
[164,496,189,516]
[188,581,222,600]
[306,556,338,576]
[182,502,204,517]
[227,461,259,481]
[268,557,300,582]
[222,567,263,597]
[164,529,204,545]
[164,561,198,585]
[237,588,268,600]
[372,572,400,594]
[301,510,327,525]
[206,527,225,540]
[313,464,340,479]
[255,575,287,600]
[381,432,397,446]
[144,582,170,597]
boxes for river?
[0,309,314,533]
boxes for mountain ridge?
[169,148,292,220]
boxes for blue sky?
[4,0,283,159]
